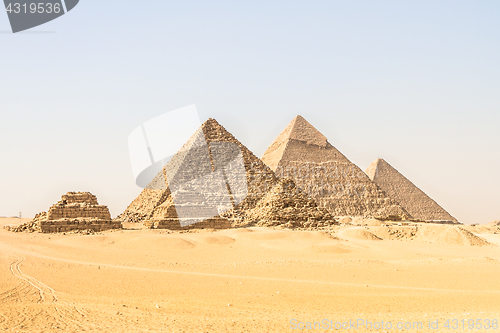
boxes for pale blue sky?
[1,1,499,223]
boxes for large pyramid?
[118,118,334,229]
[365,158,459,223]
[261,115,410,219]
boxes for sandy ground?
[1,217,500,332]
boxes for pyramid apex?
[201,118,225,132]
[204,117,219,124]
[365,158,387,181]
[366,158,459,223]
[287,115,328,147]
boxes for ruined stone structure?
[261,115,411,219]
[21,192,121,233]
[118,118,335,229]
[244,178,337,228]
[47,192,111,220]
[365,158,459,223]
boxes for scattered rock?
[241,178,337,229]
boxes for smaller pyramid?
[365,159,459,223]
[10,192,121,233]
[242,178,337,228]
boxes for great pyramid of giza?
[365,158,459,223]
[118,118,332,229]
[261,115,410,219]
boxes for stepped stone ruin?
[365,158,459,224]
[11,192,121,233]
[117,118,338,229]
[244,178,336,228]
[261,115,411,219]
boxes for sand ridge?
[2,217,500,332]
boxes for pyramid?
[365,158,459,223]
[118,118,302,229]
[261,115,410,219]
[244,178,336,228]
[11,192,121,233]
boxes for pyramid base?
[410,219,460,225]
[40,219,122,233]
[146,217,232,230]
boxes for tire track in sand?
[0,257,90,331]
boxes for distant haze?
[1,1,499,224]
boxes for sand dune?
[2,217,500,332]
[415,225,491,246]
[336,226,382,241]
[462,221,500,235]
[333,223,492,246]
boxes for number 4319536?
[5,3,61,14]
[444,319,499,330]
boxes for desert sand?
[2,217,500,332]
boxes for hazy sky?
[1,1,499,224]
